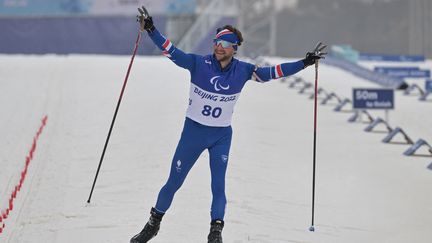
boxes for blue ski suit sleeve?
[147,28,197,72]
[249,61,305,82]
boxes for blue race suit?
[147,28,305,220]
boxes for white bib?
[186,83,240,127]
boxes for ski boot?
[207,219,224,243]
[130,207,164,243]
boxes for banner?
[374,67,431,78]
[426,80,432,92]
[0,0,92,15]
[359,53,425,62]
[0,0,196,15]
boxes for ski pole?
[309,60,319,232]
[87,32,142,203]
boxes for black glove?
[302,42,327,68]
[137,6,155,33]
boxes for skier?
[131,6,326,243]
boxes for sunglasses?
[213,39,237,49]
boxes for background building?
[0,0,431,58]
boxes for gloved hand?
[302,42,327,68]
[137,6,155,33]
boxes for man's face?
[213,41,236,62]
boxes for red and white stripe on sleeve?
[274,64,284,79]
[162,39,174,58]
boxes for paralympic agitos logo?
[210,76,230,91]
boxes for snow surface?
[0,54,431,243]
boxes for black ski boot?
[207,219,224,243]
[130,207,164,243]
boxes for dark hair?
[216,25,244,46]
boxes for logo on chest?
[210,76,230,91]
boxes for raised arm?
[252,61,305,82]
[251,43,327,82]
[137,6,196,72]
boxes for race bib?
[186,84,240,127]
